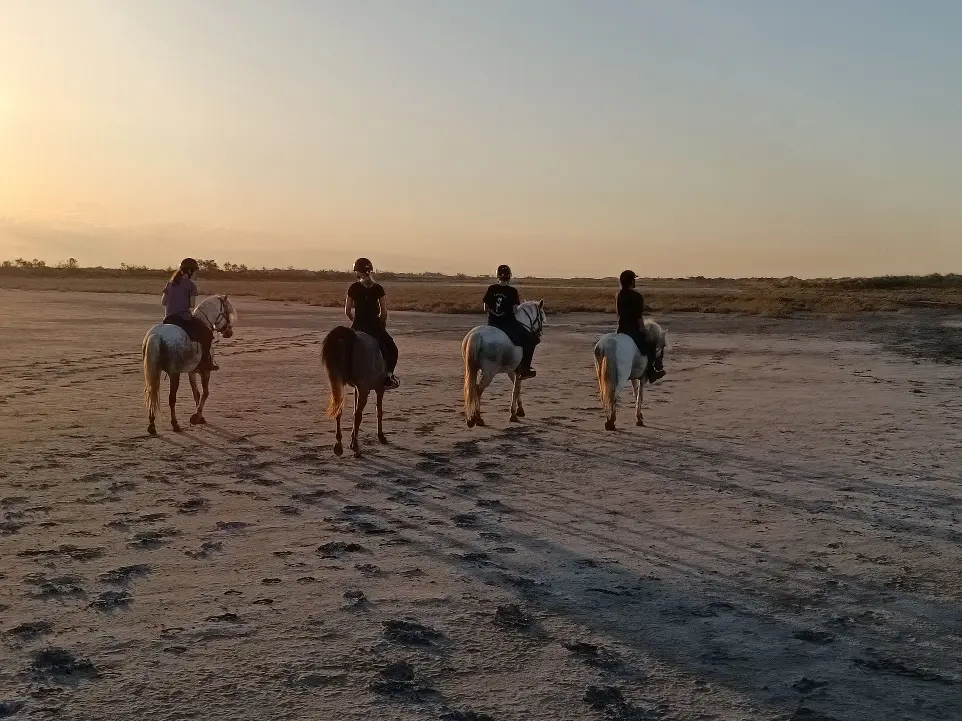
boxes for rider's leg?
[365,325,399,388]
[501,321,536,378]
[192,320,217,371]
[518,327,536,376]
[380,329,400,387]
[627,328,662,381]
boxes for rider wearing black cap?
[482,264,537,379]
[617,269,664,382]
[345,257,400,389]
[162,257,217,371]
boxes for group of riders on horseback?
[161,256,667,386]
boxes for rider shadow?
[346,450,962,721]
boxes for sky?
[1,0,961,278]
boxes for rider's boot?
[646,352,664,382]
[384,372,400,389]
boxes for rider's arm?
[378,297,388,325]
[161,284,169,306]
[344,294,355,322]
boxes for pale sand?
[1,289,961,720]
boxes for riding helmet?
[497,264,512,279]
[353,257,374,273]
[180,258,199,272]
[619,269,637,288]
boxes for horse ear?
[538,299,544,308]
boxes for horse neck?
[515,303,539,331]
[193,297,216,323]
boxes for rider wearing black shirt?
[617,269,664,382]
[345,257,400,389]
[483,264,537,378]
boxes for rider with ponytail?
[162,258,217,371]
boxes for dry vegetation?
[2,262,962,316]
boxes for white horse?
[594,318,666,430]
[142,295,236,435]
[462,300,545,427]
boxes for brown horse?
[321,326,388,458]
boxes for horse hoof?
[475,417,486,427]
[353,449,362,459]
[333,443,343,457]
[378,433,388,445]
[189,413,204,425]
[605,421,616,431]
[172,423,183,433]
[147,424,157,436]
[466,418,476,428]
[509,415,520,423]
[516,408,526,418]
[636,419,645,427]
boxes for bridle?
[518,303,544,340]
[197,296,233,336]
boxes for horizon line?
[2,258,960,284]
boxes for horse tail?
[595,341,617,419]
[462,331,482,421]
[321,326,356,418]
[143,332,164,418]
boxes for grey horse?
[461,300,545,427]
[593,318,666,430]
[142,295,236,435]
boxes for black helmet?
[619,269,636,288]
[497,264,512,279]
[353,257,374,273]
[180,258,199,272]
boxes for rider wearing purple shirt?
[162,258,217,371]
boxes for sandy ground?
[2,289,961,721]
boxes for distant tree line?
[1,258,959,288]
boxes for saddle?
[163,315,203,343]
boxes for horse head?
[196,295,237,338]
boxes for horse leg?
[509,373,522,423]
[169,373,183,432]
[475,371,494,427]
[191,370,210,425]
[350,387,369,458]
[376,388,387,444]
[189,372,201,408]
[605,377,617,432]
[188,373,202,425]
[632,378,644,427]
[333,392,344,456]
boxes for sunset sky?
[2,1,961,277]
